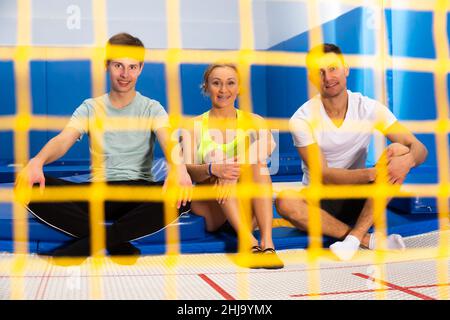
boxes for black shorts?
[319,198,367,225]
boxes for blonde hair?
[201,63,240,95]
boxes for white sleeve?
[374,102,398,132]
[289,116,315,147]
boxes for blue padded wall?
[0,61,15,116]
[30,61,92,161]
[0,5,447,181]
[180,63,212,116]
[0,62,15,163]
[385,9,436,59]
[251,65,308,159]
[322,7,376,55]
[386,70,436,120]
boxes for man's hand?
[163,164,193,209]
[387,153,414,184]
[376,143,412,185]
[14,158,46,205]
[386,142,410,158]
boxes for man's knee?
[275,191,308,222]
[385,142,410,157]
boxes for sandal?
[251,245,262,253]
[260,248,284,269]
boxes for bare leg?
[191,199,258,247]
[276,190,354,240]
[348,199,373,248]
[191,200,227,232]
[251,163,274,250]
[220,198,259,248]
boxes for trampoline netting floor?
[0,230,448,300]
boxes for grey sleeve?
[151,102,170,131]
[66,102,89,138]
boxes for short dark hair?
[306,43,345,70]
[108,32,144,48]
[106,33,145,64]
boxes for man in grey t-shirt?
[15,33,192,265]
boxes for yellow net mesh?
[0,0,449,299]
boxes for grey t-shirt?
[66,92,169,182]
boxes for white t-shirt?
[289,90,397,185]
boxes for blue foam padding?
[0,157,168,183]
[134,213,206,244]
[0,203,205,244]
[387,166,441,214]
[0,208,439,255]
[388,197,438,214]
[0,203,73,242]
[0,165,442,255]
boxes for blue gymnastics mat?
[0,202,440,255]
[0,164,442,255]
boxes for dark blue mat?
[0,206,439,254]
[0,164,442,255]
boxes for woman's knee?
[251,162,272,182]
[191,201,226,232]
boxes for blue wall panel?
[262,0,309,52]
[134,63,167,110]
[250,65,268,117]
[386,70,436,120]
[386,10,435,59]
[46,61,91,116]
[0,5,445,180]
[322,7,375,55]
[252,65,308,156]
[28,131,49,160]
[30,61,47,115]
[180,64,211,116]
[347,68,375,99]
[416,134,437,168]
[0,62,15,116]
[0,132,13,163]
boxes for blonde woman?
[182,63,283,269]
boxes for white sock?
[330,235,360,261]
[368,233,406,251]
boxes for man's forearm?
[408,141,427,168]
[32,136,70,166]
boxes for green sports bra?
[197,109,247,164]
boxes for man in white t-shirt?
[275,43,428,261]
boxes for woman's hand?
[163,164,193,209]
[214,178,237,205]
[211,162,240,180]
